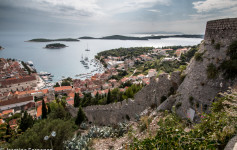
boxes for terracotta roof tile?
[0,96,34,107]
[54,86,72,92]
[36,105,42,117]
[2,109,14,115]
[0,76,36,87]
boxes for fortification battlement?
[205,18,237,42]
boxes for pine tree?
[19,111,34,132]
[42,99,47,119]
[54,82,60,87]
[75,106,86,125]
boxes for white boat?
[85,44,90,51]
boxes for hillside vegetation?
[130,88,237,149]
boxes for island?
[28,38,79,42]
[79,34,204,40]
[45,43,67,49]
[0,46,3,50]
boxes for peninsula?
[79,34,204,40]
[45,43,67,49]
[28,38,79,42]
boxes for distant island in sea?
[0,46,3,50]
[79,34,204,40]
[45,43,67,49]
[28,38,80,42]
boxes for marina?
[77,57,105,79]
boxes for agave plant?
[64,123,129,149]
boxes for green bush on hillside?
[194,52,204,61]
[220,40,237,79]
[206,63,218,79]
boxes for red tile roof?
[39,89,49,94]
[36,105,42,118]
[121,77,129,83]
[2,109,14,115]
[0,119,4,125]
[66,99,74,106]
[0,96,34,107]
[9,119,18,126]
[54,86,72,92]
[15,90,36,96]
[68,92,74,97]
[0,76,36,87]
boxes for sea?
[0,32,203,82]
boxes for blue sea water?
[0,32,203,82]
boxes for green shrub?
[150,103,157,109]
[220,40,237,79]
[168,87,175,96]
[206,63,218,79]
[215,43,221,50]
[10,119,75,149]
[180,74,186,83]
[194,52,204,61]
[126,114,130,121]
[211,39,215,44]
[139,116,151,132]
[175,102,182,109]
[189,96,194,105]
[195,102,199,108]
[203,104,208,111]
[160,96,167,103]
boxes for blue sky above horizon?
[0,0,237,36]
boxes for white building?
[148,69,157,78]
[107,61,124,68]
[0,96,34,111]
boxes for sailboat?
[85,43,90,51]
[80,54,84,62]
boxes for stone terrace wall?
[83,71,181,125]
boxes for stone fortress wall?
[83,71,181,125]
[205,18,237,44]
[166,18,237,119]
[82,18,237,125]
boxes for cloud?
[147,9,160,13]
[193,0,237,13]
[0,0,172,21]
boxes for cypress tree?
[95,92,99,101]
[42,99,47,119]
[75,106,86,125]
[47,103,51,114]
[5,123,11,142]
[107,89,112,104]
[74,93,80,107]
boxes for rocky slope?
[158,18,237,120]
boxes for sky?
[0,0,237,36]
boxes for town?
[0,45,194,142]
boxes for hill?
[28,38,79,42]
[45,43,67,49]
[79,34,203,40]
